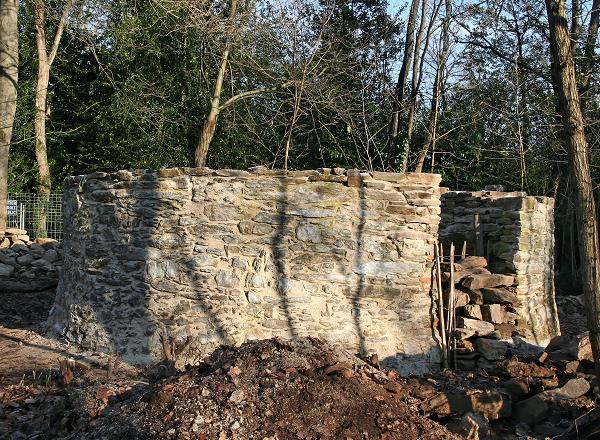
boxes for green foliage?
[8,0,600,200]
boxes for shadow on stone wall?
[272,177,298,338]
[351,182,368,357]
[48,169,443,374]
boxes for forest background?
[5,0,600,294]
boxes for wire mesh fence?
[6,193,63,241]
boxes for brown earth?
[75,337,459,440]
[1,288,599,440]
[0,288,458,440]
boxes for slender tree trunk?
[402,0,429,172]
[0,0,18,231]
[388,0,419,169]
[571,0,581,52]
[33,0,74,195]
[195,0,238,167]
[403,0,442,172]
[415,0,450,173]
[545,0,600,375]
[283,75,305,171]
[34,63,51,195]
[414,65,441,173]
[195,49,228,168]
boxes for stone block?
[481,287,518,304]
[515,378,590,425]
[468,390,512,420]
[5,228,27,235]
[481,304,505,324]
[0,263,15,277]
[514,394,549,424]
[457,317,495,337]
[463,304,482,320]
[445,412,490,439]
[461,274,515,290]
[545,378,590,400]
[296,224,321,243]
[474,338,507,361]
[501,378,529,401]
[546,333,593,361]
[346,169,362,187]
[465,289,484,305]
[457,256,487,269]
[455,328,476,340]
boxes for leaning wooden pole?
[449,243,457,370]
[435,241,448,369]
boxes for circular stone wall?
[48,167,443,374]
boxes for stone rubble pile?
[421,332,597,438]
[441,256,522,370]
[0,228,62,290]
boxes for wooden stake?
[461,240,467,260]
[450,244,457,369]
[448,243,455,366]
[435,241,448,369]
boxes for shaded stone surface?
[440,191,559,346]
[48,168,443,374]
[461,274,515,290]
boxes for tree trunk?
[570,0,581,52]
[403,0,441,172]
[35,64,51,195]
[414,64,441,173]
[414,0,451,173]
[194,0,238,167]
[580,0,600,110]
[402,0,429,172]
[388,0,420,169]
[33,0,74,195]
[545,0,600,375]
[0,0,18,231]
[195,104,220,168]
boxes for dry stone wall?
[0,228,62,291]
[439,191,559,345]
[48,167,444,374]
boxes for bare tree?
[193,0,295,167]
[403,0,443,172]
[415,0,451,173]
[194,0,240,168]
[579,0,600,110]
[388,0,420,169]
[545,0,600,374]
[0,0,18,231]
[33,0,75,195]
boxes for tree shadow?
[351,179,367,357]
[271,177,298,338]
[47,171,236,364]
[48,169,445,375]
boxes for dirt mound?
[75,337,457,440]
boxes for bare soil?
[76,337,459,440]
[1,289,598,440]
[0,288,457,440]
